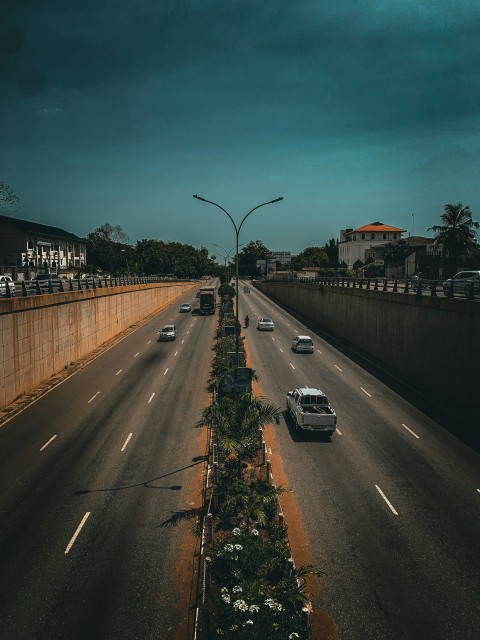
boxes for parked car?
[443,271,480,296]
[158,324,177,341]
[0,275,16,297]
[179,303,191,313]
[29,273,63,293]
[244,286,250,293]
[292,335,314,353]
[257,317,274,331]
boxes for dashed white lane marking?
[360,387,372,397]
[40,435,57,451]
[402,423,420,439]
[65,512,91,555]
[121,433,133,451]
[115,369,122,376]
[181,339,185,344]
[88,392,100,404]
[289,363,296,370]
[134,352,140,358]
[477,489,480,494]
[147,340,152,344]
[174,351,178,357]
[164,368,169,376]
[279,348,284,353]
[375,485,399,515]
[336,428,342,436]
[148,393,155,403]
[316,350,322,354]
[334,365,343,372]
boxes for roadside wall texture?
[257,281,479,417]
[0,283,195,410]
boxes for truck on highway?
[286,387,337,435]
[199,286,216,314]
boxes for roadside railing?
[1,276,196,299]
[263,276,479,301]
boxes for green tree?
[238,240,271,278]
[85,223,129,274]
[428,203,479,257]
[323,238,339,265]
[382,239,411,267]
[291,246,329,271]
[0,181,20,213]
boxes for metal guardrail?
[0,276,196,299]
[262,276,480,301]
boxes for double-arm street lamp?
[193,194,283,365]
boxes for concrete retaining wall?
[257,281,479,417]
[0,282,195,410]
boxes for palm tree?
[428,203,479,257]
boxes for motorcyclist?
[244,315,249,328]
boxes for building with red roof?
[339,221,406,270]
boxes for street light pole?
[213,243,241,284]
[193,195,283,366]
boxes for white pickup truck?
[286,387,337,435]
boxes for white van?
[292,335,314,353]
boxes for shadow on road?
[73,456,207,495]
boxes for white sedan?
[257,317,274,331]
[0,275,16,297]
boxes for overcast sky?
[1,0,479,256]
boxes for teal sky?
[1,1,479,255]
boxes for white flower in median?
[232,527,241,536]
[233,599,249,612]
[232,585,243,593]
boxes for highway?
[0,290,215,640]
[239,283,480,640]
[1,281,479,640]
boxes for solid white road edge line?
[375,485,399,515]
[401,423,420,439]
[87,392,100,403]
[65,512,91,554]
[40,435,57,451]
[121,433,133,451]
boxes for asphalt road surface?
[0,291,215,640]
[240,283,480,640]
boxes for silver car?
[443,271,480,296]
[0,275,15,297]
[158,324,177,341]
[257,317,274,331]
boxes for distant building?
[0,213,86,279]
[339,221,406,270]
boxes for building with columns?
[0,213,86,279]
